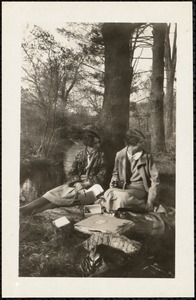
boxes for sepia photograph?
[2,2,194,298]
[19,20,176,278]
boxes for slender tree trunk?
[100,23,134,187]
[164,24,177,145]
[164,71,175,138]
[150,23,166,153]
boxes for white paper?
[53,216,70,228]
[87,184,104,196]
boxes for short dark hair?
[83,131,101,147]
[125,129,145,146]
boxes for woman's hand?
[74,182,85,192]
[145,201,154,212]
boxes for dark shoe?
[95,244,130,268]
[79,251,109,277]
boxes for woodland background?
[21,23,176,185]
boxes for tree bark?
[164,24,176,144]
[150,23,166,153]
[99,23,135,186]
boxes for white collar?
[86,147,95,156]
[127,150,143,161]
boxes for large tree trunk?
[150,23,166,153]
[164,24,177,146]
[99,23,134,187]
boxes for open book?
[78,184,104,205]
[74,214,134,235]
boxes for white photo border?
[2,1,194,297]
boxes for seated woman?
[20,126,106,216]
[103,129,160,213]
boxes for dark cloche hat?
[125,129,145,142]
[82,125,101,141]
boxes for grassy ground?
[19,210,175,277]
[19,193,175,277]
[19,215,89,277]
[19,150,175,278]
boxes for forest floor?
[19,147,175,278]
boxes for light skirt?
[43,184,77,206]
[103,182,147,211]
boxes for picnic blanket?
[36,205,84,222]
[36,204,175,238]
